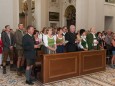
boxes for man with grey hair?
[105,29,112,65]
[105,29,112,47]
[86,27,99,50]
[65,25,78,52]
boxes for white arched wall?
[35,0,48,30]
[13,0,19,30]
[35,0,42,30]
[75,0,104,31]
[0,0,19,32]
[0,0,115,32]
[60,0,76,27]
[88,0,104,32]
[60,0,89,31]
[76,0,88,31]
[34,0,105,32]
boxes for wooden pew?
[39,50,106,83]
[79,50,106,75]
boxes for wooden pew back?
[39,50,106,83]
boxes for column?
[35,0,49,31]
[76,0,89,30]
[19,0,23,13]
[13,0,19,30]
[27,0,32,26]
[41,0,49,29]
[61,0,66,27]
[35,0,41,30]
[88,0,96,29]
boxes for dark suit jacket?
[1,31,15,51]
[22,34,36,59]
[65,32,77,52]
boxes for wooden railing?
[38,50,106,83]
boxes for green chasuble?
[86,33,99,50]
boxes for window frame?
[105,0,115,4]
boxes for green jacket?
[15,29,25,49]
[86,33,99,50]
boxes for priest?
[86,27,99,50]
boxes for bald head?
[70,25,75,33]
[107,29,112,35]
[90,27,96,34]
[107,29,111,32]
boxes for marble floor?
[0,66,115,86]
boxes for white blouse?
[43,35,56,47]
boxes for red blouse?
[0,39,3,54]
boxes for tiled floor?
[0,66,115,86]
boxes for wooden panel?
[80,50,106,75]
[39,50,106,83]
[42,52,80,83]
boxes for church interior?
[0,0,115,86]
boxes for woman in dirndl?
[43,27,57,54]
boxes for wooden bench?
[37,50,106,83]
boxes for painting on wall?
[49,12,59,21]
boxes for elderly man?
[65,25,77,52]
[105,29,112,62]
[105,29,112,49]
[86,27,99,50]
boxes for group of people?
[0,24,115,85]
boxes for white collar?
[81,36,86,41]
[28,33,32,37]
[91,33,95,35]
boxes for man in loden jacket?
[2,25,15,74]
[22,25,39,85]
[15,23,25,76]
